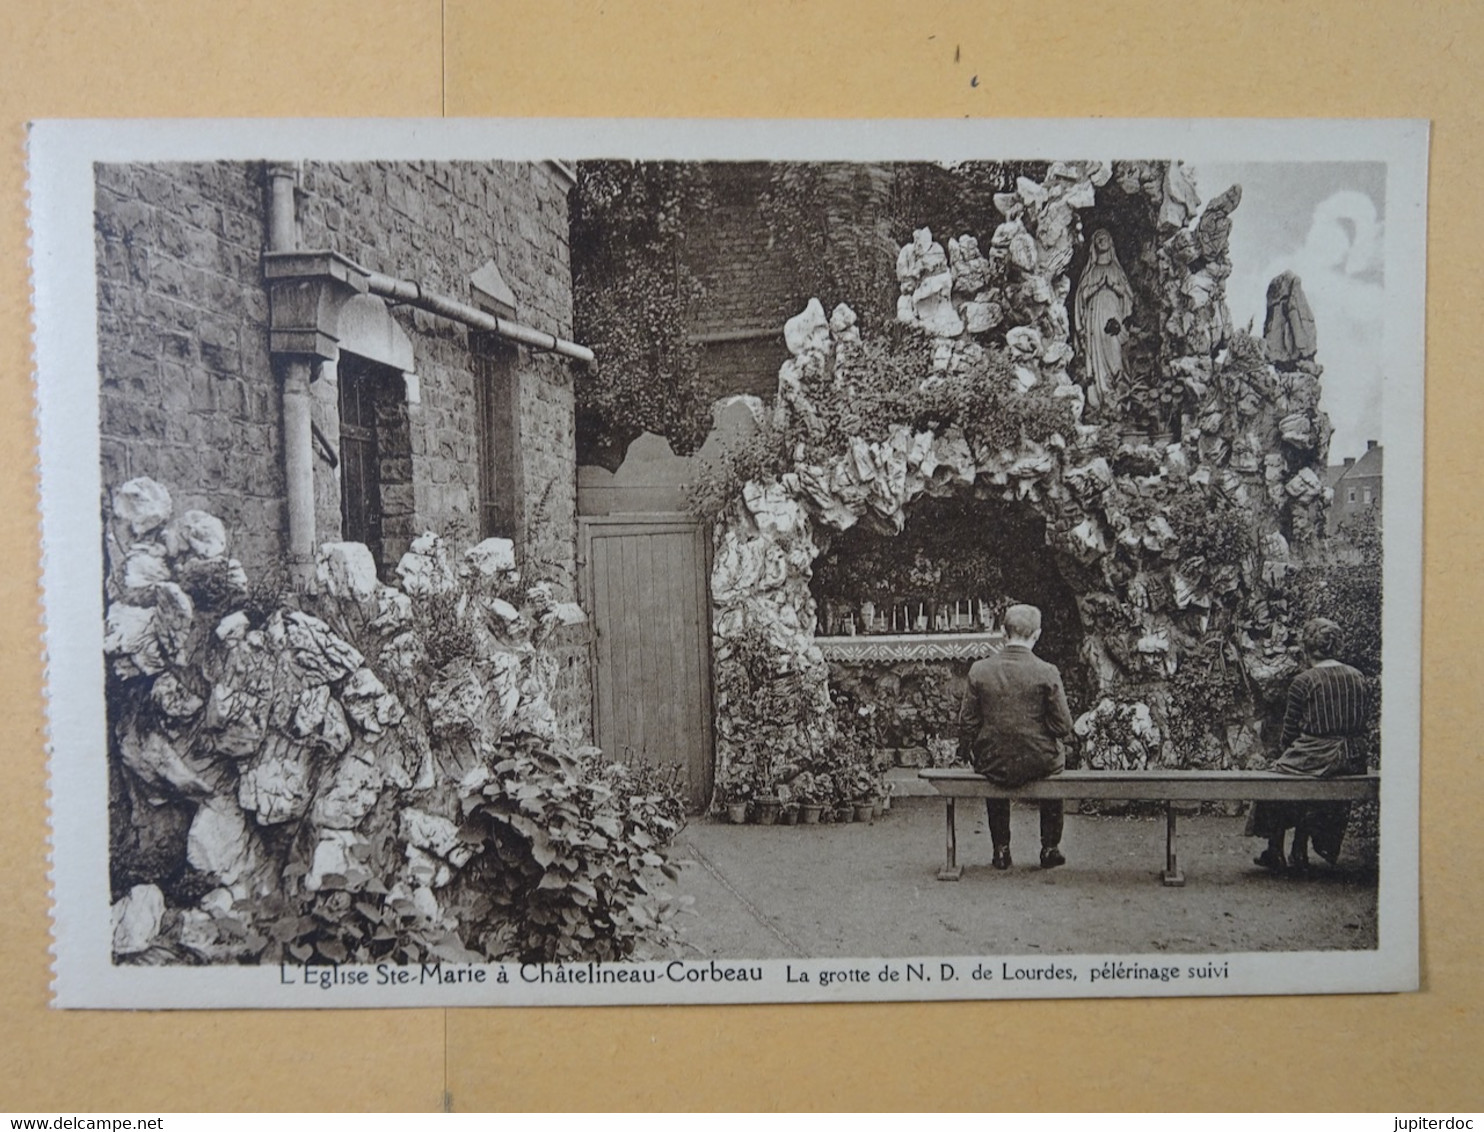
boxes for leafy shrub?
[1167,638,1245,762]
[572,161,714,464]
[460,735,687,962]
[221,848,485,968]
[1168,491,1257,567]
[1286,508,1382,768]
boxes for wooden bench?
[917,767,1380,886]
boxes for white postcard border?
[30,117,1427,1008]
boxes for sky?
[1192,161,1387,463]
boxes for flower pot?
[726,802,748,824]
[800,804,823,825]
[834,805,854,823]
[853,802,876,823]
[872,799,884,819]
[755,797,782,825]
[780,805,799,826]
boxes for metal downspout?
[265,162,317,576]
[363,272,594,364]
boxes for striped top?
[1279,662,1370,748]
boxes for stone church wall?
[93,160,590,739]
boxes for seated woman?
[1249,617,1371,874]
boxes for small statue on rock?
[1262,270,1319,370]
[1074,228,1135,415]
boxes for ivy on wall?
[570,161,715,468]
[573,160,1054,467]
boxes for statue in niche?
[1263,270,1319,370]
[1074,228,1135,415]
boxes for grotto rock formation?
[707,160,1335,805]
[103,477,588,962]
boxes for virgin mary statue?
[1074,229,1135,415]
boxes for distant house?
[1327,440,1383,532]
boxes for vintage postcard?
[30,118,1425,1008]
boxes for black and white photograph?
[30,119,1425,1008]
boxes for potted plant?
[749,748,783,824]
[722,787,749,825]
[792,771,825,825]
[846,764,878,823]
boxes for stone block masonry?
[94,159,590,739]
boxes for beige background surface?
[2,0,1478,1112]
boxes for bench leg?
[1162,802,1185,887]
[937,797,962,881]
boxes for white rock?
[395,534,456,597]
[1005,325,1044,361]
[463,537,517,577]
[913,228,947,273]
[120,544,172,593]
[111,883,165,956]
[369,585,414,633]
[237,734,315,825]
[1285,467,1324,500]
[317,696,353,754]
[215,611,249,642]
[316,542,380,600]
[1008,231,1039,272]
[486,650,524,728]
[342,666,387,702]
[948,235,991,294]
[404,844,452,888]
[113,477,172,536]
[273,611,364,685]
[292,684,332,737]
[187,796,257,884]
[742,480,806,540]
[150,672,204,719]
[306,829,362,892]
[1016,176,1048,208]
[426,657,487,736]
[202,632,274,758]
[175,510,228,558]
[828,303,859,340]
[411,885,440,923]
[784,298,831,357]
[342,667,398,734]
[552,602,587,626]
[311,749,384,829]
[400,807,474,867]
[1063,179,1097,209]
[962,301,1002,334]
[911,271,965,337]
[103,603,158,671]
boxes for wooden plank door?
[581,517,713,809]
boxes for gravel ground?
[668,797,1379,959]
